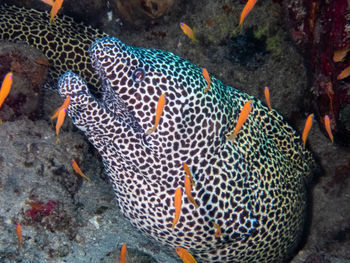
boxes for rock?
[0,42,48,121]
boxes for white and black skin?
[58,37,315,263]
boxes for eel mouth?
[89,48,106,89]
[101,78,144,134]
[88,37,144,134]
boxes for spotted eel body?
[1,5,316,262]
[0,5,107,92]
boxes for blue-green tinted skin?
[0,5,315,262]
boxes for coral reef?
[25,199,58,220]
[285,0,350,146]
[113,0,174,27]
[227,28,268,69]
[0,42,48,121]
[323,160,350,197]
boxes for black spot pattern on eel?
[1,5,317,263]
[0,4,107,93]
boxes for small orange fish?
[184,175,198,208]
[120,243,127,263]
[182,162,195,186]
[16,222,22,248]
[239,0,258,27]
[180,22,196,42]
[171,187,182,229]
[56,108,67,136]
[264,86,272,110]
[337,65,350,80]
[0,72,13,108]
[51,96,71,120]
[146,93,166,135]
[175,247,197,263]
[50,0,64,23]
[35,57,50,66]
[213,221,221,238]
[71,159,91,182]
[324,115,334,144]
[302,113,314,148]
[226,100,252,142]
[40,0,54,6]
[333,47,350,62]
[202,68,211,93]
[25,200,43,210]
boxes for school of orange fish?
[0,0,338,262]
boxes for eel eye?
[132,68,145,83]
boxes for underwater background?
[0,0,349,262]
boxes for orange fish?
[302,113,314,148]
[35,57,50,66]
[25,200,43,210]
[226,100,252,142]
[324,115,334,144]
[182,162,195,186]
[264,86,272,110]
[40,0,54,6]
[16,222,22,248]
[55,108,67,136]
[337,65,350,80]
[184,175,198,208]
[202,68,211,93]
[120,243,127,263]
[175,247,197,263]
[146,93,166,135]
[71,159,91,182]
[50,0,64,23]
[333,47,350,62]
[0,72,13,108]
[180,22,196,42]
[239,0,258,27]
[51,96,71,120]
[213,222,221,238]
[171,187,182,229]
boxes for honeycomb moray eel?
[1,5,316,263]
[0,4,107,92]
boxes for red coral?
[25,200,58,221]
[286,0,350,145]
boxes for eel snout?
[57,71,103,132]
[58,71,91,104]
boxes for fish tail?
[146,126,156,135]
